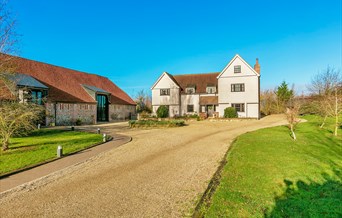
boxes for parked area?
[0,115,287,217]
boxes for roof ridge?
[8,54,109,79]
[173,72,220,77]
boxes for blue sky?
[9,0,342,97]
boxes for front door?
[207,105,214,117]
[96,94,109,122]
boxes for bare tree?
[0,102,43,151]
[0,0,18,99]
[135,89,152,113]
[308,67,342,135]
[285,103,300,140]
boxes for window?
[206,86,216,94]
[231,83,245,92]
[160,89,170,96]
[231,103,245,112]
[187,105,194,112]
[30,90,44,105]
[186,87,195,94]
[234,65,241,73]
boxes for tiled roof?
[7,56,135,105]
[173,72,220,94]
[199,96,218,105]
[9,73,48,89]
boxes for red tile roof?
[173,72,220,94]
[7,56,135,105]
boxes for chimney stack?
[254,58,260,74]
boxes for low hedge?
[129,120,185,128]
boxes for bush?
[156,105,169,118]
[224,107,238,118]
[75,118,82,126]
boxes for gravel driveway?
[0,115,287,217]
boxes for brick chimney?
[254,58,260,74]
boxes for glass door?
[96,94,109,122]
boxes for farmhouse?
[151,54,260,118]
[1,55,136,125]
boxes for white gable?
[151,72,179,89]
[217,54,259,78]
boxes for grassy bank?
[0,129,103,175]
[201,115,341,217]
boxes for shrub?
[224,107,238,118]
[156,105,169,118]
[75,118,82,126]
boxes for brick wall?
[46,103,96,126]
[109,104,136,121]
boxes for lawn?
[0,129,103,175]
[200,115,342,217]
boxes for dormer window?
[186,84,196,94]
[206,84,216,94]
[234,65,241,73]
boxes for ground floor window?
[187,105,194,112]
[231,103,245,112]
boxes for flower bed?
[128,120,185,128]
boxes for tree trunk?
[320,115,327,129]
[2,138,9,151]
[291,124,296,140]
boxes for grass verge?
[129,119,185,128]
[197,115,342,217]
[0,129,103,175]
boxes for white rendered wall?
[180,94,200,115]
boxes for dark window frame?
[231,83,245,92]
[186,87,195,94]
[234,65,241,73]
[231,103,245,112]
[160,89,170,96]
[187,105,194,113]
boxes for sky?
[8,0,342,98]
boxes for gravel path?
[0,115,287,217]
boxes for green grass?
[202,115,342,217]
[0,129,103,175]
[129,119,185,128]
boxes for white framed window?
[234,65,241,73]
[231,83,245,92]
[231,103,245,112]
[206,86,216,94]
[160,89,170,96]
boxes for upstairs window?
[231,83,245,92]
[231,103,245,112]
[160,89,170,96]
[30,90,47,105]
[234,65,241,73]
[186,87,195,94]
[206,86,216,94]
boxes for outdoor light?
[103,133,106,142]
[38,124,41,129]
[57,145,63,158]
[97,128,100,134]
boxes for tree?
[275,81,294,113]
[156,105,169,118]
[0,102,44,151]
[308,67,342,135]
[285,103,300,140]
[260,89,277,115]
[0,0,18,99]
[135,89,152,113]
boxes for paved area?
[0,115,287,217]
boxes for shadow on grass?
[265,173,342,218]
